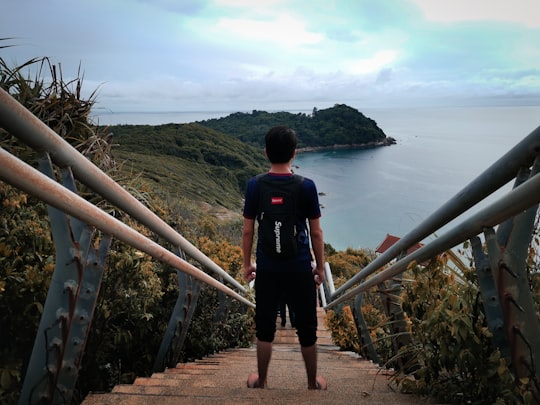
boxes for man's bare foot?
[309,376,327,390]
[247,372,261,388]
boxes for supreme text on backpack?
[256,173,305,258]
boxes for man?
[242,125,327,390]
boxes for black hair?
[264,125,297,163]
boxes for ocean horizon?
[91,108,315,126]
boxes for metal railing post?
[351,293,380,363]
[495,158,540,398]
[215,276,230,323]
[153,250,202,372]
[19,156,111,404]
[470,233,508,355]
[377,275,415,371]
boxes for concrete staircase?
[273,307,333,345]
[81,308,434,404]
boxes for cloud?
[216,15,324,48]
[346,50,399,75]
[1,0,539,114]
[411,0,540,28]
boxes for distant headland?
[197,103,394,150]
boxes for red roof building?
[375,233,424,255]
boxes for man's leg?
[256,340,272,388]
[301,343,317,388]
[248,272,279,388]
[301,344,327,390]
[290,272,327,389]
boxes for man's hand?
[243,263,257,282]
[312,267,325,287]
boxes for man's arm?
[308,217,325,285]
[242,217,257,282]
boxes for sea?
[92,106,540,251]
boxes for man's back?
[256,173,304,258]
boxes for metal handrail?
[0,146,254,307]
[0,87,247,294]
[0,88,256,403]
[322,129,540,397]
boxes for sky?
[1,0,540,115]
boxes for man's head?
[265,125,297,163]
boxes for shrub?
[399,258,532,404]
[0,184,54,403]
[325,306,360,352]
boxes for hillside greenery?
[106,122,267,210]
[197,104,392,149]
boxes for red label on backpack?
[271,197,284,205]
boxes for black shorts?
[254,271,318,347]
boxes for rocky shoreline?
[296,136,396,153]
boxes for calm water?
[295,106,540,250]
[94,105,540,251]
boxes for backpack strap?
[255,173,304,185]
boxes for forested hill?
[109,123,267,210]
[107,104,393,210]
[198,104,393,149]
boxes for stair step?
[81,309,431,404]
[82,345,431,405]
[273,307,333,346]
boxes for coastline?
[296,137,396,153]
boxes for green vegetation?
[325,247,540,404]
[198,104,393,149]
[107,122,267,210]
